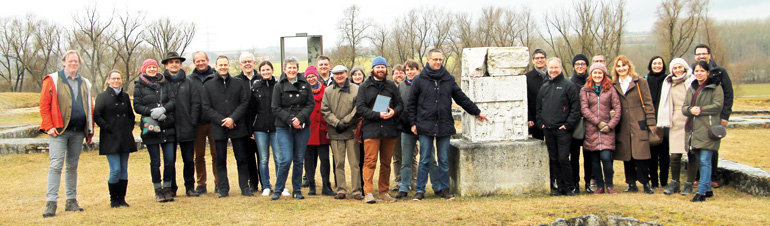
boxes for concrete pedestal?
[449,138,549,196]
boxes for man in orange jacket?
[39,50,94,218]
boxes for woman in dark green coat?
[683,60,724,202]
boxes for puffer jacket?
[165,69,200,142]
[536,73,581,130]
[308,83,330,145]
[683,77,724,151]
[133,74,176,145]
[580,86,622,151]
[272,74,314,128]
[321,79,359,140]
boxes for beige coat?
[667,81,690,154]
[613,75,656,161]
[321,81,359,140]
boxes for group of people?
[528,44,731,203]
[38,48,489,217]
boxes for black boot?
[109,182,120,208]
[301,176,310,188]
[118,180,130,207]
[624,184,639,193]
[322,182,335,196]
[308,179,317,195]
[643,183,654,194]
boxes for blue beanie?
[372,56,387,68]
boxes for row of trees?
[0,3,195,93]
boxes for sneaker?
[195,186,207,194]
[261,189,271,197]
[691,194,706,202]
[440,189,455,200]
[594,187,605,194]
[623,184,639,193]
[271,192,281,200]
[42,201,56,218]
[281,188,290,197]
[64,199,84,212]
[712,182,720,188]
[364,193,376,204]
[412,192,425,201]
[353,194,364,200]
[186,190,200,197]
[379,193,396,202]
[395,191,409,199]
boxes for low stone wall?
[0,125,39,139]
[449,138,549,196]
[542,215,661,226]
[681,158,770,196]
[0,137,143,155]
[727,116,770,129]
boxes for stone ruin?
[449,47,549,196]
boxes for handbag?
[572,118,586,139]
[352,117,364,143]
[141,85,163,136]
[636,82,663,146]
[700,115,727,140]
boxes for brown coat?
[321,80,359,140]
[580,86,622,151]
[613,76,656,161]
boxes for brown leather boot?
[155,188,167,203]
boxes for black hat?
[161,52,186,64]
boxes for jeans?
[215,137,250,194]
[589,150,614,187]
[147,141,176,188]
[543,128,574,192]
[416,135,451,194]
[46,130,85,201]
[400,132,438,192]
[254,131,280,191]
[696,149,714,195]
[178,141,195,191]
[106,153,129,183]
[275,126,310,193]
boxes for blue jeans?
[275,126,311,193]
[254,131,280,191]
[416,135,451,194]
[590,150,614,187]
[106,153,129,183]
[400,132,439,192]
[696,149,714,195]
[147,142,176,188]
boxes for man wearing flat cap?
[321,65,362,200]
[163,51,202,197]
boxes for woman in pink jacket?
[579,63,622,194]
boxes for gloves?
[157,114,167,121]
[597,121,608,130]
[150,107,166,119]
[335,120,349,134]
[600,125,610,133]
[608,109,616,118]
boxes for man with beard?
[201,56,252,197]
[356,56,403,203]
[235,52,262,194]
[568,54,593,194]
[526,49,548,140]
[162,52,201,197]
[188,51,219,194]
[407,49,487,200]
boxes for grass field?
[734,83,770,97]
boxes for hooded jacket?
[407,64,480,137]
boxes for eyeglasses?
[695,53,710,56]
[241,60,255,64]
[110,77,122,81]
[574,63,587,66]
[534,57,546,60]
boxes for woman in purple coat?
[579,63,621,194]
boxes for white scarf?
[657,58,694,128]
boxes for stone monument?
[450,47,549,196]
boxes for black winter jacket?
[272,74,314,128]
[251,75,277,132]
[165,70,200,142]
[407,65,480,137]
[356,76,403,139]
[235,71,260,132]
[133,75,176,144]
[526,69,547,124]
[201,74,251,140]
[187,66,216,124]
[94,88,137,155]
[536,73,581,130]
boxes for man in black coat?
[201,56,252,198]
[355,56,403,203]
[537,57,581,196]
[693,44,734,187]
[407,49,487,201]
[234,52,261,194]
[526,49,548,140]
[188,51,218,194]
[163,52,201,197]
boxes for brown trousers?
[362,137,396,194]
[331,139,362,195]
[194,124,218,187]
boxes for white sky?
[5,0,770,52]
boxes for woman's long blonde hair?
[611,55,638,81]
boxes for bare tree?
[144,18,196,63]
[0,15,38,92]
[28,18,67,89]
[369,23,389,58]
[72,3,115,94]
[110,10,146,86]
[338,4,372,66]
[389,18,413,64]
[654,0,707,60]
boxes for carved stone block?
[486,47,529,76]
[461,47,489,78]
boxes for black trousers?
[624,158,650,185]
[530,126,544,140]
[544,128,574,192]
[243,137,261,190]
[649,135,670,187]
[570,138,592,187]
[304,144,331,185]
[215,137,250,194]
[177,141,196,191]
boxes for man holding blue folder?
[407,49,488,200]
[356,56,403,203]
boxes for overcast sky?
[6,0,770,52]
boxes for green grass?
[0,92,39,110]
